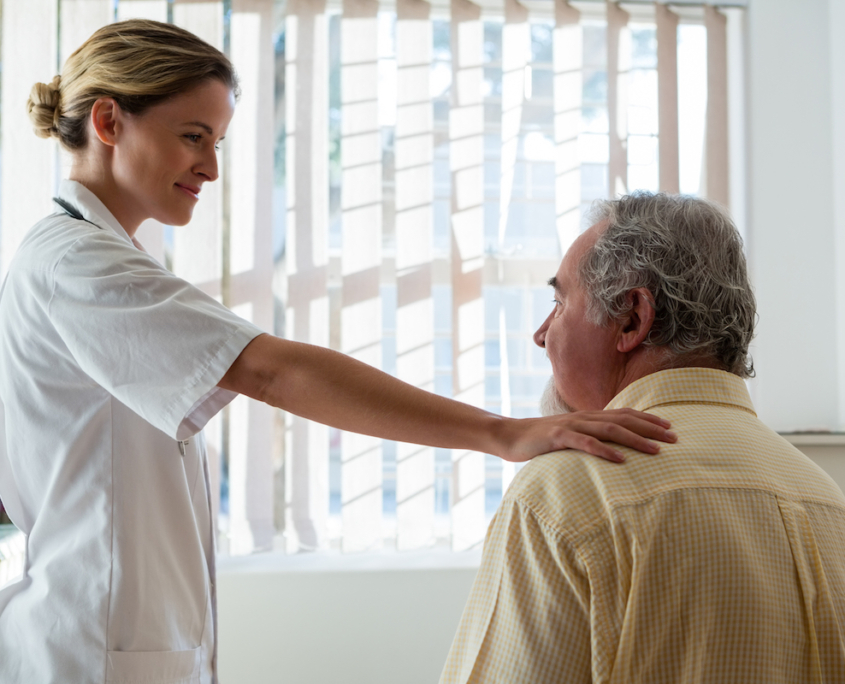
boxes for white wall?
[831,0,845,430]
[746,0,845,431]
[217,552,479,684]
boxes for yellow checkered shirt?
[440,368,845,683]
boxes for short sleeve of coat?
[47,227,263,440]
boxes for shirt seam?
[638,399,756,415]
[190,443,212,664]
[501,497,593,596]
[504,498,611,669]
[45,228,105,316]
[506,483,845,548]
[103,398,115,684]
[503,493,586,552]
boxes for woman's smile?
[175,183,201,200]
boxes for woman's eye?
[185,134,201,143]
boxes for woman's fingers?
[606,407,672,427]
[561,433,628,463]
[501,409,677,463]
[570,421,663,457]
[574,410,677,451]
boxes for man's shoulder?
[504,450,618,541]
[504,412,845,543]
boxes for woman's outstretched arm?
[218,334,675,463]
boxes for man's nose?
[533,312,552,348]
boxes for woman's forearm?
[221,334,508,454]
[219,334,675,462]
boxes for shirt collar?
[56,179,134,247]
[605,367,757,417]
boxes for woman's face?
[109,79,235,231]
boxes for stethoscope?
[52,197,88,222]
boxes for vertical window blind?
[0,0,746,556]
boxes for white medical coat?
[0,180,263,683]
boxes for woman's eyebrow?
[184,121,214,134]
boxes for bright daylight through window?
[0,0,746,560]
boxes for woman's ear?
[89,98,120,147]
[617,288,656,353]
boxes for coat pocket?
[106,646,201,683]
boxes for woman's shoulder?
[15,211,97,262]
[12,210,131,276]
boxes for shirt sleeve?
[439,497,593,684]
[47,228,264,439]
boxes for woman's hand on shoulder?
[495,408,677,464]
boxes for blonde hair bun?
[28,20,237,151]
[27,75,62,140]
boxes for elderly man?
[440,193,845,683]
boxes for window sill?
[217,546,483,575]
[780,432,845,447]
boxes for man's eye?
[185,134,201,143]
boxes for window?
[272,0,744,554]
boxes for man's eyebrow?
[547,276,558,290]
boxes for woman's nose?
[203,153,219,182]
[196,148,219,182]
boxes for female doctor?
[0,19,674,684]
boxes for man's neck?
[612,349,727,402]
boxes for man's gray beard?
[540,377,574,416]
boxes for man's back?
[441,369,845,683]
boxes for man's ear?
[89,98,120,147]
[617,288,656,353]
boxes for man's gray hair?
[580,192,756,378]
